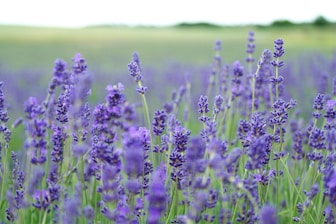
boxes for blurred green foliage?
[0,24,335,74]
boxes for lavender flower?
[105,83,126,118]
[323,206,335,224]
[198,95,209,114]
[245,135,271,170]
[136,86,148,94]
[83,206,95,221]
[128,61,142,82]
[51,126,66,163]
[292,131,305,160]
[213,95,224,116]
[313,93,325,119]
[223,148,242,173]
[246,31,255,63]
[172,125,191,153]
[147,165,166,224]
[257,50,272,73]
[128,52,143,82]
[62,185,82,223]
[269,98,296,127]
[152,109,167,136]
[72,53,87,75]
[333,76,336,96]
[324,99,336,125]
[23,97,48,165]
[6,152,25,221]
[312,92,324,116]
[48,59,67,94]
[238,119,252,147]
[185,137,206,173]
[271,39,285,67]
[53,59,67,78]
[232,60,244,97]
[123,127,146,178]
[198,95,210,123]
[260,204,277,224]
[32,190,50,211]
[309,128,326,150]
[201,120,217,142]
[250,112,267,137]
[24,97,44,119]
[0,82,9,123]
[56,90,71,124]
[306,183,319,201]
[169,150,185,168]
[323,169,336,206]
[97,164,120,204]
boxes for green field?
[1,25,336,74]
[1,24,336,121]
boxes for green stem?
[0,145,10,204]
[230,174,259,223]
[138,80,151,131]
[138,80,153,164]
[251,66,260,116]
[275,58,279,101]
[41,210,48,224]
[166,182,178,223]
[217,94,232,138]
[251,77,256,116]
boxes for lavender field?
[1,26,336,223]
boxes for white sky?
[0,0,335,27]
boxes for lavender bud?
[72,53,87,75]
[152,110,167,136]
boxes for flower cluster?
[1,33,336,224]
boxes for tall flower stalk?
[128,53,152,148]
[271,39,285,101]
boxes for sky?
[1,0,335,28]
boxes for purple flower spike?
[128,61,141,79]
[233,60,244,77]
[271,39,285,67]
[260,204,277,224]
[246,31,256,63]
[309,128,326,150]
[128,52,143,82]
[198,95,209,114]
[324,169,336,206]
[232,60,244,98]
[213,95,224,115]
[313,93,325,111]
[53,59,67,78]
[258,49,272,66]
[51,126,67,163]
[123,127,148,178]
[147,164,166,224]
[245,135,271,170]
[72,53,87,75]
[273,39,284,58]
[198,95,210,123]
[152,110,167,136]
[32,190,50,211]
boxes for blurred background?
[1,0,336,118]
